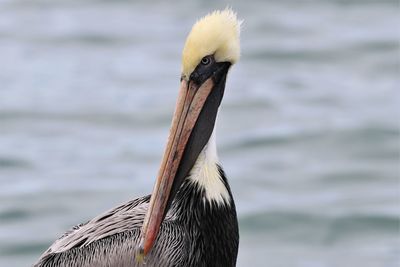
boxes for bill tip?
[135,241,146,264]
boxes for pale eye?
[201,56,211,65]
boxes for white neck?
[188,126,231,206]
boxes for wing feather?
[37,195,150,259]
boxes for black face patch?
[189,55,231,86]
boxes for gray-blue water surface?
[0,0,399,266]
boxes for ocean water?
[0,0,399,266]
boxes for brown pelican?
[34,9,241,267]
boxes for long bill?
[137,77,215,258]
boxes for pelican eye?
[201,56,211,65]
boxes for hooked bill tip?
[135,240,146,264]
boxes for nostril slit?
[190,72,201,84]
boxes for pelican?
[34,9,241,267]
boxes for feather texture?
[34,167,238,267]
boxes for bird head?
[181,9,241,81]
[138,9,241,260]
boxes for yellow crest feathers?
[181,9,241,80]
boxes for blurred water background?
[0,0,399,266]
